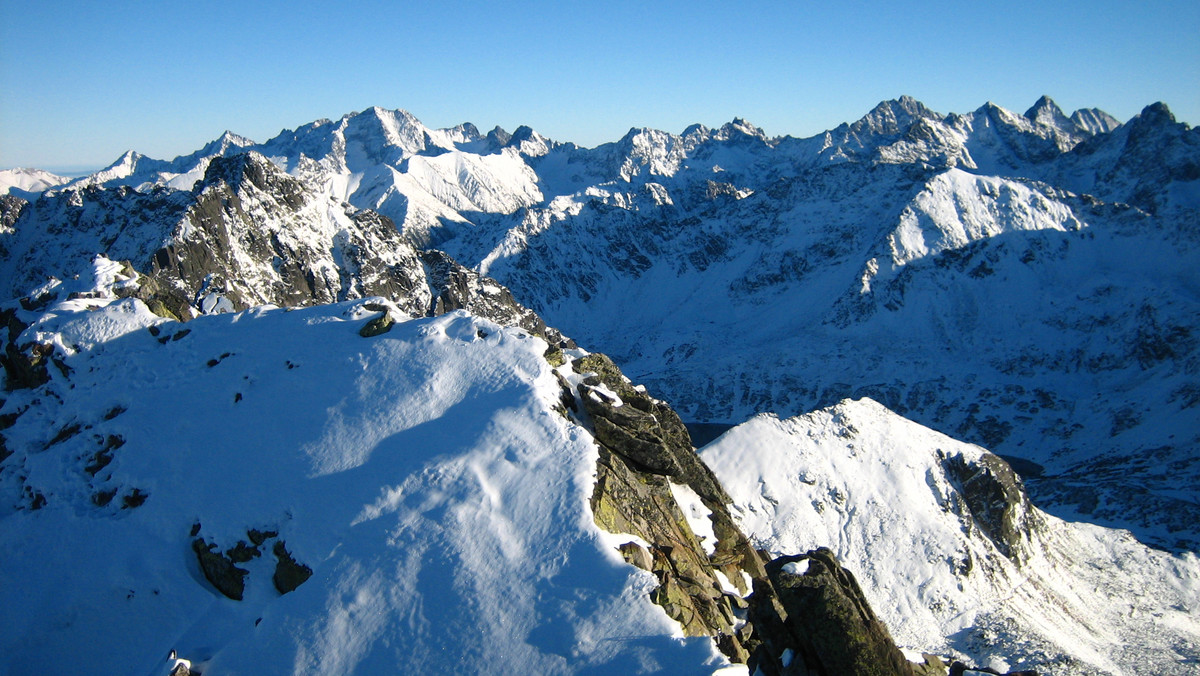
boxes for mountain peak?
[111,149,141,167]
[198,130,254,157]
[1024,95,1072,129]
[1138,101,1176,125]
[195,150,304,205]
[1069,108,1121,135]
[715,117,767,142]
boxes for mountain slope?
[0,265,729,675]
[701,398,1200,675]
[5,97,1197,551]
[3,95,1197,674]
[3,257,956,675]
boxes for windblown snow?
[0,259,726,675]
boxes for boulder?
[746,549,915,676]
[192,538,248,601]
[272,540,313,595]
[943,451,1043,563]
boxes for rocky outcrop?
[575,353,757,657]
[420,249,571,347]
[192,526,311,600]
[0,308,49,391]
[569,352,951,672]
[747,549,916,676]
[271,541,313,595]
[1,152,573,353]
[943,451,1044,564]
[192,537,249,600]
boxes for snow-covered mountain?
[3,95,1198,674]
[0,258,950,675]
[0,167,70,198]
[0,262,719,674]
[702,399,1200,675]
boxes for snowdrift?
[0,266,726,675]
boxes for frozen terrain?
[0,259,729,675]
[701,399,1200,675]
[2,95,1197,674]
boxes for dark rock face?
[0,308,49,391]
[943,451,1043,563]
[192,538,249,601]
[420,249,571,347]
[192,529,312,600]
[0,151,573,353]
[575,354,728,503]
[272,541,313,595]
[747,549,915,676]
[0,194,27,237]
[575,353,758,658]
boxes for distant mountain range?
[1,96,1197,674]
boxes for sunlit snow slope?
[0,260,725,675]
[700,399,1200,675]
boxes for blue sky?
[2,0,1197,173]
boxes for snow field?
[0,281,731,674]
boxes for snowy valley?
[1,96,1197,675]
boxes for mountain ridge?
[1,95,1197,673]
[4,96,1195,553]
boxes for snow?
[0,167,69,196]
[4,96,1197,673]
[701,398,1200,675]
[669,481,717,556]
[780,560,809,576]
[0,281,732,674]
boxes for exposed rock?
[358,312,394,337]
[1,342,50,391]
[247,528,278,546]
[576,353,756,657]
[911,653,949,676]
[272,540,313,595]
[747,549,915,676]
[574,353,729,504]
[569,352,984,673]
[617,541,653,571]
[943,451,1043,563]
[420,249,572,347]
[225,540,261,563]
[120,488,148,509]
[0,308,49,391]
[948,662,1038,676]
[192,538,248,600]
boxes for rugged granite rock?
[747,549,915,676]
[567,352,967,672]
[0,152,573,350]
[574,353,757,657]
[943,451,1044,564]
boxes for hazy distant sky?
[2,0,1197,172]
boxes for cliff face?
[564,352,939,674]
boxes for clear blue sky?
[2,0,1197,173]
